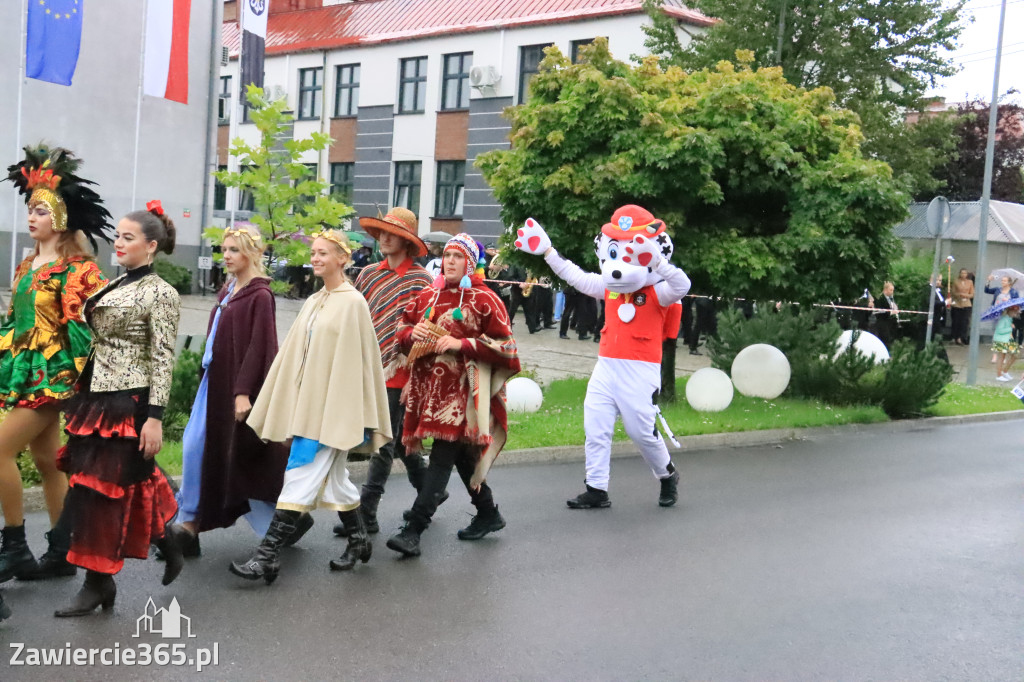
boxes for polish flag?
[143,0,191,104]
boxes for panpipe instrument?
[406,320,450,365]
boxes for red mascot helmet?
[601,204,666,241]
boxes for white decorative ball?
[505,377,543,413]
[835,330,890,364]
[731,344,792,399]
[685,368,734,412]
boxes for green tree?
[207,86,355,267]
[641,0,965,196]
[477,41,907,304]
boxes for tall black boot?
[282,513,314,548]
[658,462,680,507]
[329,509,372,571]
[54,570,116,618]
[18,523,77,581]
[0,525,38,582]
[229,509,298,585]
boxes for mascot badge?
[515,205,691,508]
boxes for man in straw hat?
[334,207,448,538]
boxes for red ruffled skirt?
[58,388,177,575]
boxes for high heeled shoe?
[54,571,116,618]
[153,524,190,586]
[229,510,298,585]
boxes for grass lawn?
[142,377,1024,477]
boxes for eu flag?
[26,0,84,86]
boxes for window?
[298,67,323,120]
[334,64,360,117]
[570,38,597,64]
[393,161,422,211]
[441,53,472,110]
[330,162,354,201]
[238,189,254,212]
[213,165,227,211]
[218,76,232,124]
[434,161,465,218]
[398,57,428,114]
[518,44,551,103]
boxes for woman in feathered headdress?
[0,145,112,586]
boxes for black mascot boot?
[54,570,116,618]
[329,509,372,571]
[457,505,506,541]
[229,510,298,585]
[0,525,38,582]
[566,485,611,509]
[18,525,76,581]
[282,513,314,548]
[658,463,680,508]
[386,521,425,557]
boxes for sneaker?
[1000,373,1014,381]
[996,374,1011,382]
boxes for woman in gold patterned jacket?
[55,202,188,618]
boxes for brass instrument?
[522,274,538,298]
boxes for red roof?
[223,0,712,56]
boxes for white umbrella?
[988,268,1024,286]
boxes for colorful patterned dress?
[0,256,106,408]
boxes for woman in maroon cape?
[171,226,289,553]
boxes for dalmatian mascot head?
[594,205,674,295]
[514,204,674,324]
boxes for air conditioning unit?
[469,65,500,88]
[220,46,229,66]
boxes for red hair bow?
[146,199,164,216]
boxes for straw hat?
[358,207,427,258]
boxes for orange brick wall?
[435,111,469,161]
[328,118,357,163]
[217,125,230,166]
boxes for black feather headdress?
[5,144,113,251]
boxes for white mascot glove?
[514,218,552,256]
[622,233,664,270]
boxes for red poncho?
[397,279,520,487]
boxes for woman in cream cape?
[230,229,391,585]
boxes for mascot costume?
[516,205,691,508]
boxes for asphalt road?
[1,421,1021,681]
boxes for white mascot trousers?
[583,357,672,491]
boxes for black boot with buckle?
[329,508,372,571]
[229,509,298,585]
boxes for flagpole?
[10,0,28,281]
[228,14,241,230]
[130,0,150,210]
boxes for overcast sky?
[928,0,1023,104]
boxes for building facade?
[0,0,221,282]
[216,0,708,242]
